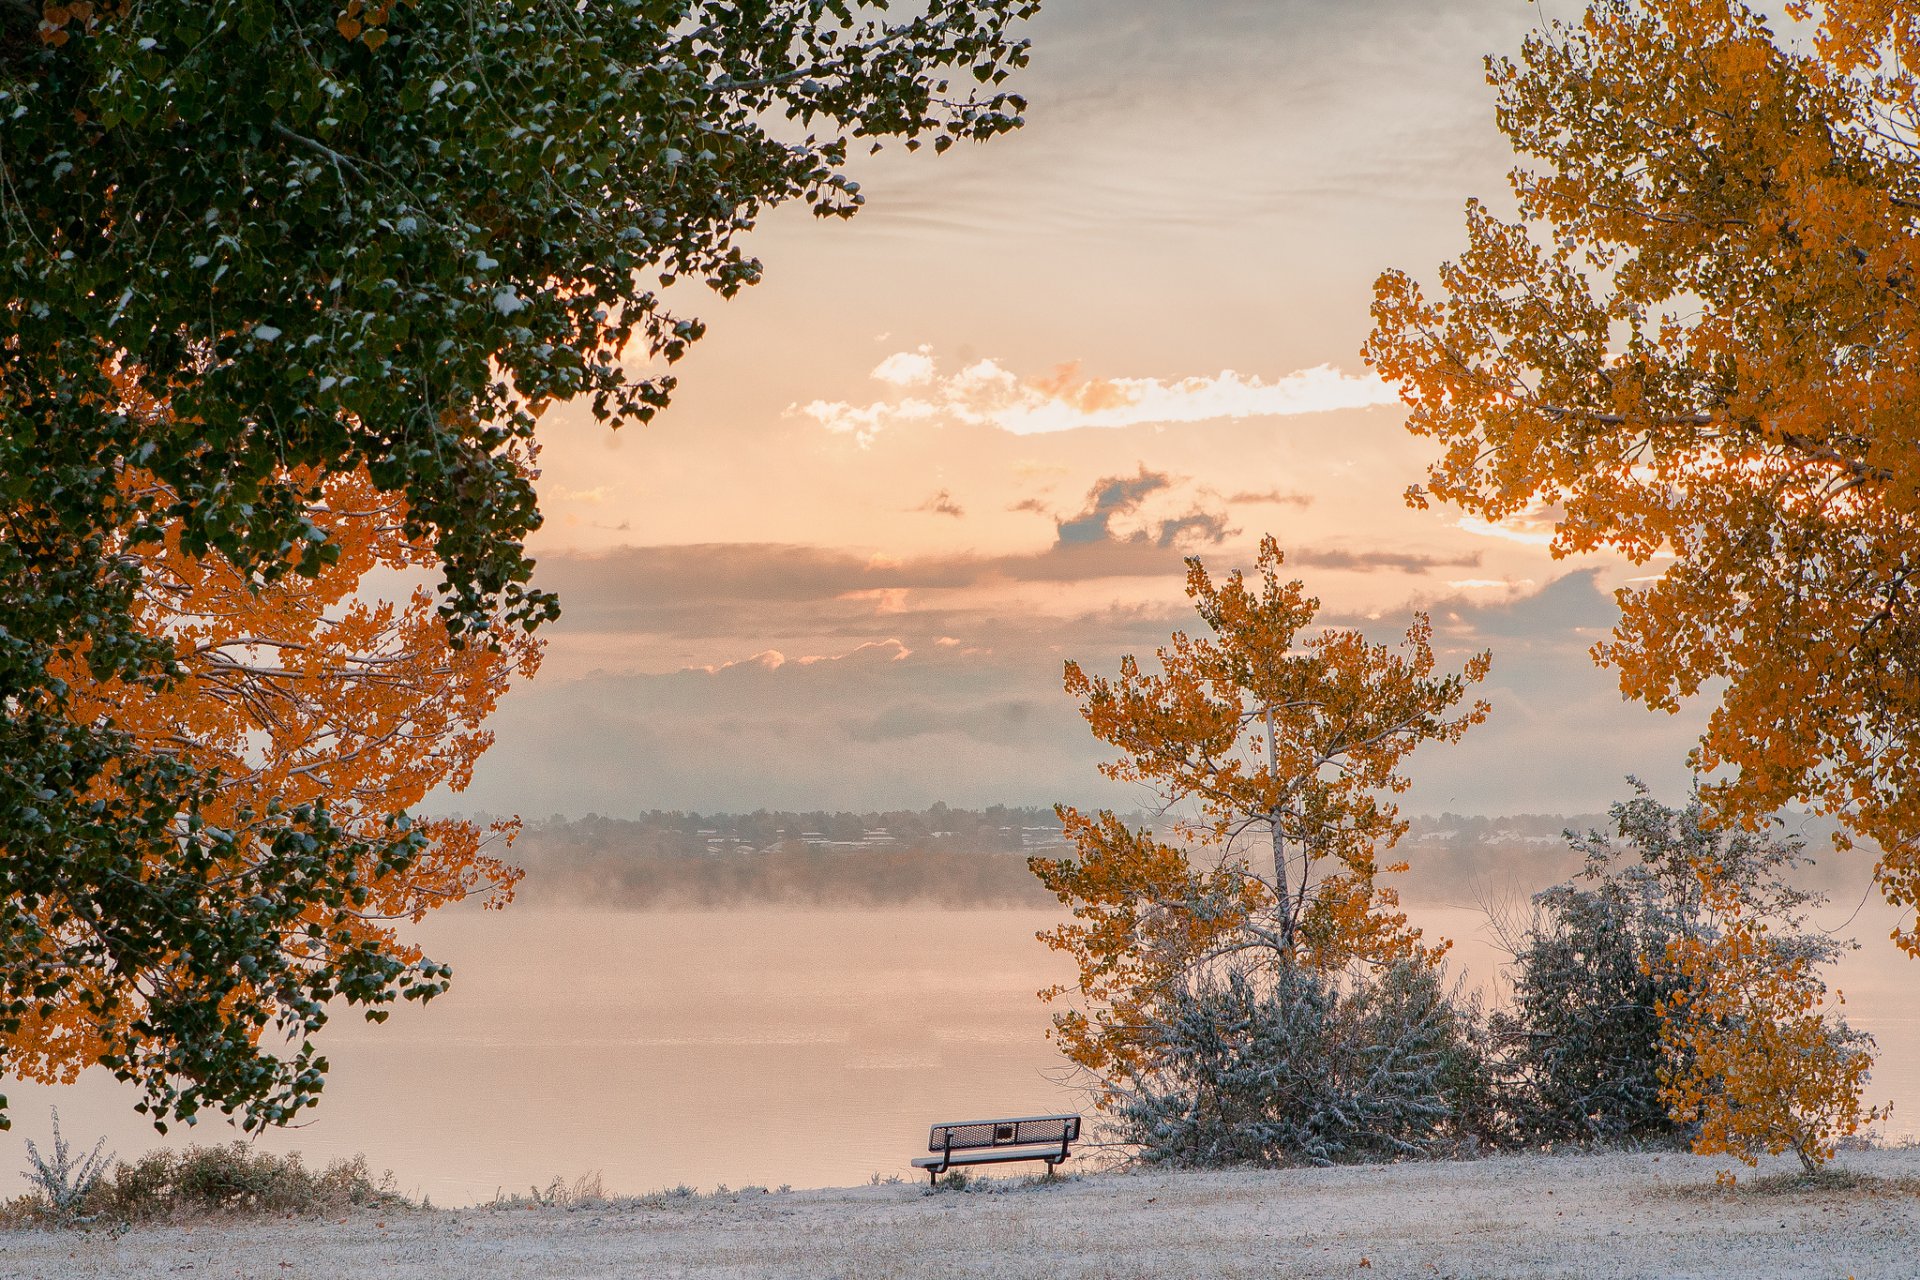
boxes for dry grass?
[5,1148,1919,1278]
[1662,1162,1920,1198]
[0,1143,405,1228]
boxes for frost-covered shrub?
[17,1110,112,1224]
[1491,785,1860,1151]
[11,1144,404,1224]
[1491,877,1685,1145]
[1114,960,1487,1167]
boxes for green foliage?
[8,0,1034,630]
[1115,961,1490,1168]
[0,1,1036,1132]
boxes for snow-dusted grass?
[3,1149,1917,1278]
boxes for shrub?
[1658,869,1882,1178]
[1490,784,1875,1171]
[9,1142,402,1225]
[1114,960,1489,1167]
[1491,877,1687,1145]
[487,1172,607,1210]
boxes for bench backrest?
[927,1113,1080,1153]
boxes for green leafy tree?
[0,0,1036,1130]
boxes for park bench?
[910,1113,1081,1185]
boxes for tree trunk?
[1266,705,1293,952]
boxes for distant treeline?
[494,804,1731,909]
[506,804,1070,907]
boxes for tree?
[2,0,1034,1126]
[1490,785,1880,1173]
[1492,874,1685,1146]
[1365,0,1920,949]
[1658,866,1882,1179]
[1030,536,1492,1083]
[1490,786,1773,1145]
[3,454,537,1131]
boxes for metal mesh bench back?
[927,1114,1081,1152]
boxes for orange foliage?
[1032,537,1490,1080]
[6,452,539,1086]
[1366,0,1920,953]
[1657,863,1884,1178]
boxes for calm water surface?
[3,904,1915,1206]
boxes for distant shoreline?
[492,805,1874,911]
[500,808,1632,911]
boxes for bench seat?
[911,1113,1081,1185]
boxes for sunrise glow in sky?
[450,0,1708,820]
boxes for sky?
[450,0,1711,820]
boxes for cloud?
[455,567,1708,819]
[1049,467,1239,552]
[688,639,913,675]
[1433,569,1620,642]
[871,346,937,386]
[538,539,1190,644]
[1055,468,1172,545]
[1227,488,1314,507]
[547,484,612,505]
[1289,547,1479,575]
[793,351,1399,443]
[915,489,965,518]
[1155,510,1236,549]
[843,697,1054,746]
[1455,503,1566,548]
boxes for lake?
[3,903,1916,1206]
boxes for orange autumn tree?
[2,460,538,1130]
[1031,536,1492,1082]
[1365,0,1920,952]
[1658,864,1884,1179]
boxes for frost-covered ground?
[3,1149,1916,1279]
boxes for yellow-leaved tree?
[1658,864,1884,1179]
[2,452,539,1129]
[1365,0,1920,951]
[1031,536,1491,1084]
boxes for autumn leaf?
[1032,536,1489,1084]
[1366,0,1920,954]
[1657,861,1883,1175]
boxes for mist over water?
[1,910,1079,1206]
[4,899,1915,1207]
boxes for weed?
[19,1110,112,1225]
[489,1172,607,1211]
